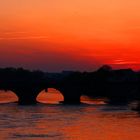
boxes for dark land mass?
[0,65,140,110]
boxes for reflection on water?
[0,90,18,103]
[37,88,64,104]
[0,90,140,140]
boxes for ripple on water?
[12,133,62,138]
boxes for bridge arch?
[37,88,64,104]
[0,90,18,103]
[37,87,83,105]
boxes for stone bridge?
[0,68,83,105]
[0,67,140,105]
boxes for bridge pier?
[63,95,81,104]
[58,88,82,104]
[13,87,43,105]
[18,94,37,105]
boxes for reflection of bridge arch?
[0,90,18,103]
[37,88,64,104]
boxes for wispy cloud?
[0,36,48,40]
[3,31,27,35]
[112,59,140,65]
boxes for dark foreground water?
[0,90,140,140]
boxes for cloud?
[3,31,27,35]
[0,36,48,40]
[112,60,140,65]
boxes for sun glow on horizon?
[0,0,140,71]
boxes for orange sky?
[0,0,140,71]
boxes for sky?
[0,0,140,72]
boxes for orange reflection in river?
[37,88,64,104]
[0,90,140,140]
[0,90,18,103]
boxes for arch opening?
[37,88,64,104]
[0,90,18,104]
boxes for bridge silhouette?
[0,68,83,105]
[0,67,140,106]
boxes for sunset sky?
[0,0,140,72]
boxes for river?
[0,89,140,140]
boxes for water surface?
[0,90,140,140]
